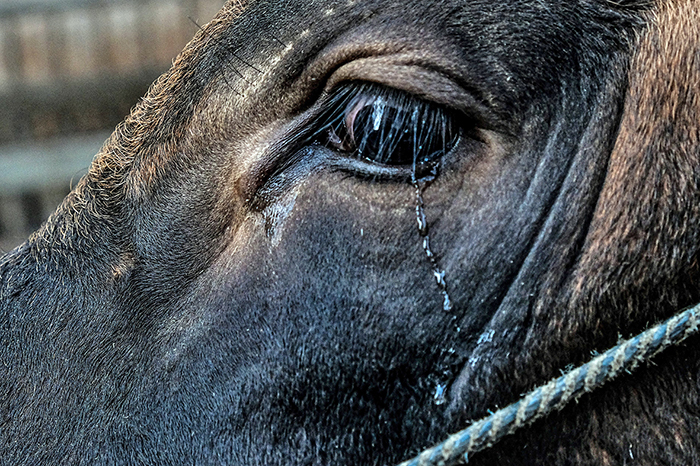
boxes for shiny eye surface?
[315,83,460,176]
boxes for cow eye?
[315,83,460,175]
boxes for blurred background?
[0,0,225,252]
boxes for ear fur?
[566,0,700,336]
[448,0,700,426]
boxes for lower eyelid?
[322,131,462,182]
[328,153,413,181]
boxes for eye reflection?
[316,83,460,173]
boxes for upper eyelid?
[313,82,447,139]
[323,59,502,125]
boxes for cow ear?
[567,0,700,328]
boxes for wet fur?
[1,0,699,465]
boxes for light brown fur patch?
[568,0,700,326]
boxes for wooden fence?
[0,0,224,251]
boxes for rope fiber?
[397,302,700,466]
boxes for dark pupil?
[323,85,460,170]
[350,97,459,168]
[353,105,416,165]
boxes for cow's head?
[3,0,700,464]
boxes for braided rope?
[397,303,700,466]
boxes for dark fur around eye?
[313,83,460,174]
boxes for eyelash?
[313,82,460,178]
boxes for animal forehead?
[210,0,635,99]
[115,0,642,197]
[226,0,629,41]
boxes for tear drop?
[413,177,453,314]
[433,383,447,405]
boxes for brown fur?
[570,0,700,330]
[3,1,699,464]
[469,1,700,463]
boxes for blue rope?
[397,303,700,466]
